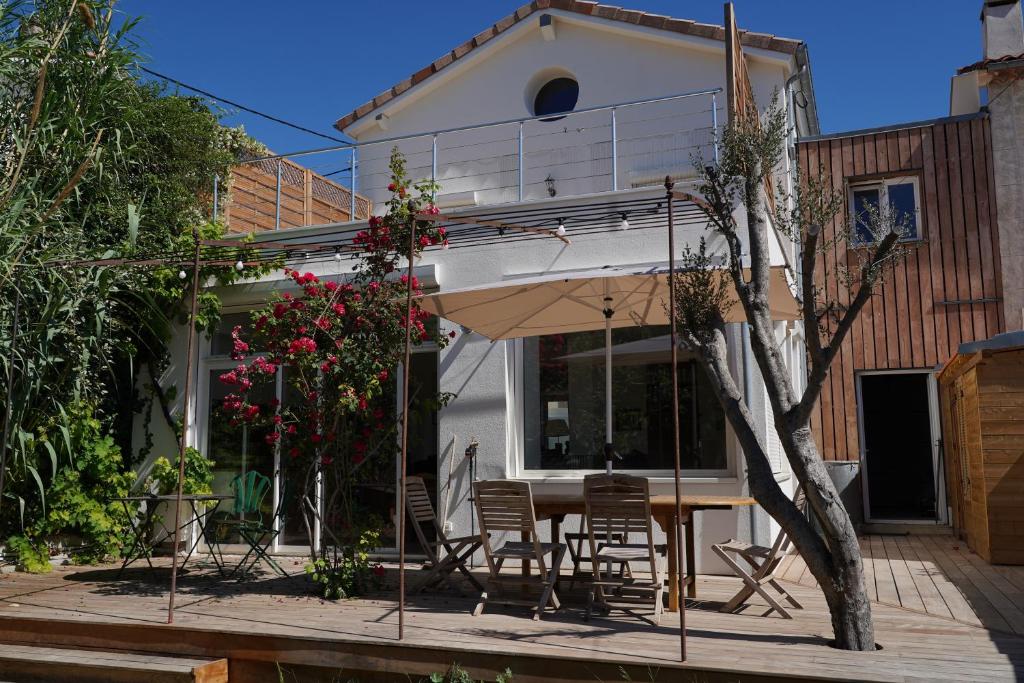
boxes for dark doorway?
[860,372,936,520]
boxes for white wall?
[344,10,792,211]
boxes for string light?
[619,213,630,230]
[234,259,244,271]
[556,218,566,237]
[178,269,187,280]
[334,248,343,261]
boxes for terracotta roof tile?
[958,52,1024,74]
[334,1,803,132]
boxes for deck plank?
[0,546,1021,682]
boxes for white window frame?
[509,337,738,482]
[849,176,922,245]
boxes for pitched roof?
[333,0,804,132]
[958,51,1024,74]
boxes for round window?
[533,77,579,121]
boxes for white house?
[141,1,819,574]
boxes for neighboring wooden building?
[798,112,1004,524]
[938,334,1024,564]
[223,156,371,233]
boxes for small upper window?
[850,176,921,244]
[533,77,579,121]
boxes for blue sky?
[121,1,978,160]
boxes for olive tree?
[670,104,904,650]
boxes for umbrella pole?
[665,177,686,661]
[168,227,201,625]
[398,215,417,641]
[603,295,613,475]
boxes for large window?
[201,312,440,552]
[522,325,728,473]
[850,176,921,244]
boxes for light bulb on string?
[619,213,630,230]
[334,248,343,261]
[556,219,566,237]
[235,259,244,272]
[178,269,187,280]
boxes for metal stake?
[665,177,687,662]
[168,228,202,625]
[398,213,417,640]
[610,107,618,191]
[0,288,21,511]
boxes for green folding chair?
[229,471,287,578]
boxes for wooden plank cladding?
[798,114,1004,461]
[224,157,371,233]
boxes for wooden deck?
[0,547,1021,682]
[780,533,1024,637]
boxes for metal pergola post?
[665,177,687,662]
[167,227,202,624]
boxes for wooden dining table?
[531,493,756,612]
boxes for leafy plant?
[4,403,135,569]
[427,664,513,683]
[4,534,51,573]
[304,528,385,600]
[146,448,215,497]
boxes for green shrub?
[6,404,137,569]
[305,528,385,600]
[146,447,214,497]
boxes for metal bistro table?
[532,492,756,612]
[115,494,232,577]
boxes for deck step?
[0,643,227,683]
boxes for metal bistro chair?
[225,471,287,578]
[584,473,666,625]
[405,476,485,594]
[473,480,566,621]
[711,486,806,618]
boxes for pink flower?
[310,434,322,444]
[377,369,389,381]
[324,280,339,292]
[331,303,346,317]
[372,564,386,577]
[273,303,288,319]
[286,425,297,435]
[448,330,457,339]
[314,317,331,331]
[264,432,280,445]
[219,370,238,385]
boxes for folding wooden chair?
[472,480,566,621]
[583,473,666,625]
[405,476,484,594]
[711,486,806,618]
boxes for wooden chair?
[711,486,806,618]
[472,480,566,621]
[405,476,484,594]
[583,473,666,625]
[564,523,631,591]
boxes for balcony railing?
[217,87,722,232]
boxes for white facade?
[140,7,814,573]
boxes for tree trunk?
[694,325,876,650]
[782,423,875,650]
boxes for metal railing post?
[518,121,524,202]
[274,160,282,230]
[350,147,357,221]
[711,92,720,165]
[610,107,618,191]
[431,134,438,185]
[212,174,219,222]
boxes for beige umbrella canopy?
[418,264,798,472]
[417,264,798,339]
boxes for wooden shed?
[938,331,1024,564]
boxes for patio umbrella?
[417,264,798,472]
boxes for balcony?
[219,87,723,233]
